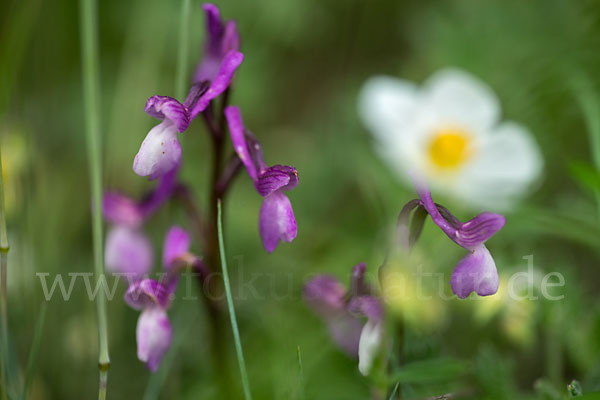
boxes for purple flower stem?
[202,104,221,140]
[174,184,204,244]
[216,153,243,198]
[204,98,240,399]
[218,88,231,134]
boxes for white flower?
[358,320,383,376]
[359,68,543,210]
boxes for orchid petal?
[162,226,191,270]
[259,190,297,252]
[102,193,144,227]
[136,308,172,372]
[450,245,499,299]
[358,320,383,376]
[412,175,504,249]
[190,51,244,118]
[225,105,258,180]
[202,3,224,56]
[222,21,240,55]
[350,263,369,296]
[328,314,363,357]
[133,120,181,180]
[348,296,384,323]
[105,226,153,280]
[457,212,506,249]
[303,275,347,318]
[125,279,171,310]
[144,96,190,132]
[138,165,180,216]
[256,165,298,196]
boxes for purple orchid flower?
[224,105,298,252]
[404,176,506,299]
[124,226,192,372]
[304,263,384,375]
[194,3,240,83]
[103,168,179,280]
[133,3,244,179]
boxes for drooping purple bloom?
[103,168,180,280]
[304,263,383,375]
[404,176,506,299]
[125,279,172,310]
[162,226,191,270]
[123,226,193,372]
[134,3,244,179]
[105,225,153,280]
[225,105,298,252]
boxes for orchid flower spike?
[304,263,384,376]
[225,105,298,252]
[401,175,506,299]
[103,167,180,280]
[133,3,244,179]
[124,226,193,372]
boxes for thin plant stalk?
[217,200,253,400]
[79,0,110,398]
[296,346,305,400]
[175,0,191,100]
[0,146,10,400]
[21,302,47,400]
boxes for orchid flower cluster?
[304,264,384,376]
[102,4,298,372]
[304,178,506,375]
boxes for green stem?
[79,0,110,398]
[217,200,253,400]
[296,346,305,400]
[0,145,10,400]
[175,0,191,99]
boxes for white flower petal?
[457,122,543,209]
[358,320,382,376]
[133,120,181,179]
[136,308,172,372]
[358,76,418,144]
[422,68,500,133]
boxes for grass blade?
[0,139,11,400]
[21,303,47,400]
[296,346,305,400]
[217,200,253,400]
[388,382,400,400]
[78,0,110,397]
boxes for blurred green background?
[2,0,600,398]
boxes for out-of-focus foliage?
[2,0,600,398]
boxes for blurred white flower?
[359,68,543,209]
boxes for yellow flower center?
[428,129,472,169]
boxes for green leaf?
[568,162,600,194]
[388,358,467,384]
